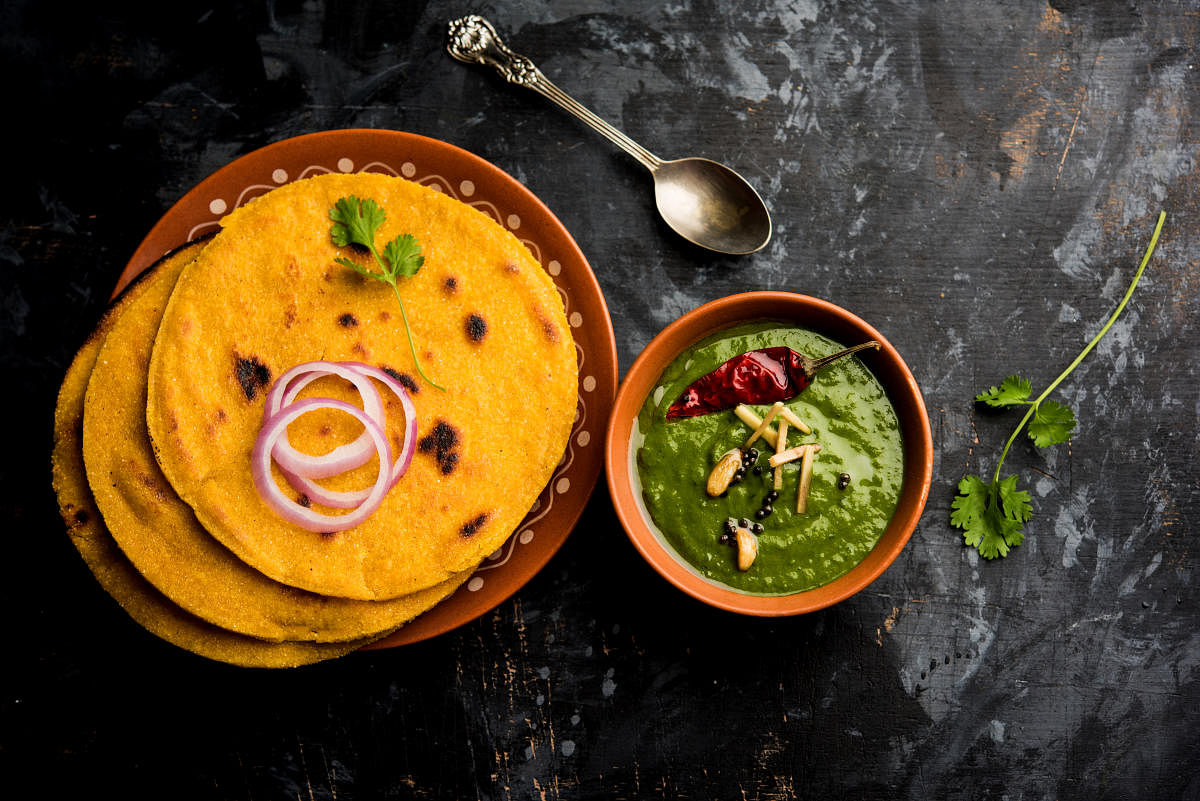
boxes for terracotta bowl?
[605,291,932,615]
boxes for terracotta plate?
[117,129,617,646]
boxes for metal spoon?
[447,15,772,255]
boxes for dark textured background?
[4,0,1198,798]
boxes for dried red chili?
[665,341,880,421]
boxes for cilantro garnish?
[330,196,444,391]
[951,211,1166,559]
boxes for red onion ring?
[264,362,385,479]
[276,465,372,510]
[252,397,392,532]
[341,363,419,483]
[252,361,420,521]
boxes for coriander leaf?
[1027,400,1076,447]
[382,234,424,278]
[995,474,1033,522]
[976,375,1032,407]
[330,196,386,251]
[950,475,1027,559]
[981,509,1024,559]
[949,475,989,530]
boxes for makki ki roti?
[82,239,469,643]
[147,172,579,601]
[51,242,373,668]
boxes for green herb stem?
[392,284,446,392]
[988,210,1166,487]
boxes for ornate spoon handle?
[447,15,663,171]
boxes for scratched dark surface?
[3,0,1198,798]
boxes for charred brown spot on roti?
[234,355,272,401]
[443,276,459,293]
[466,313,488,343]
[134,469,169,503]
[205,409,228,437]
[419,420,461,475]
[378,310,392,322]
[352,341,369,357]
[338,312,359,328]
[297,494,311,508]
[460,512,491,538]
[318,424,334,437]
[382,366,419,395]
[533,305,561,343]
[503,262,520,275]
[73,509,90,526]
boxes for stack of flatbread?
[51,173,579,667]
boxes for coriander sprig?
[951,211,1166,559]
[329,195,445,391]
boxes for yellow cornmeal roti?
[51,244,372,668]
[83,243,468,642]
[147,172,578,600]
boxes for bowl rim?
[604,290,932,615]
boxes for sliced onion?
[252,360,420,524]
[252,397,392,532]
[339,362,419,484]
[265,362,385,479]
[276,465,372,509]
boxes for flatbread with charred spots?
[145,172,579,601]
[81,240,468,643]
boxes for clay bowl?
[605,291,932,615]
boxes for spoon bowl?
[448,15,772,256]
[653,158,772,255]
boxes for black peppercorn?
[766,490,779,503]
[838,472,851,490]
[751,522,765,535]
